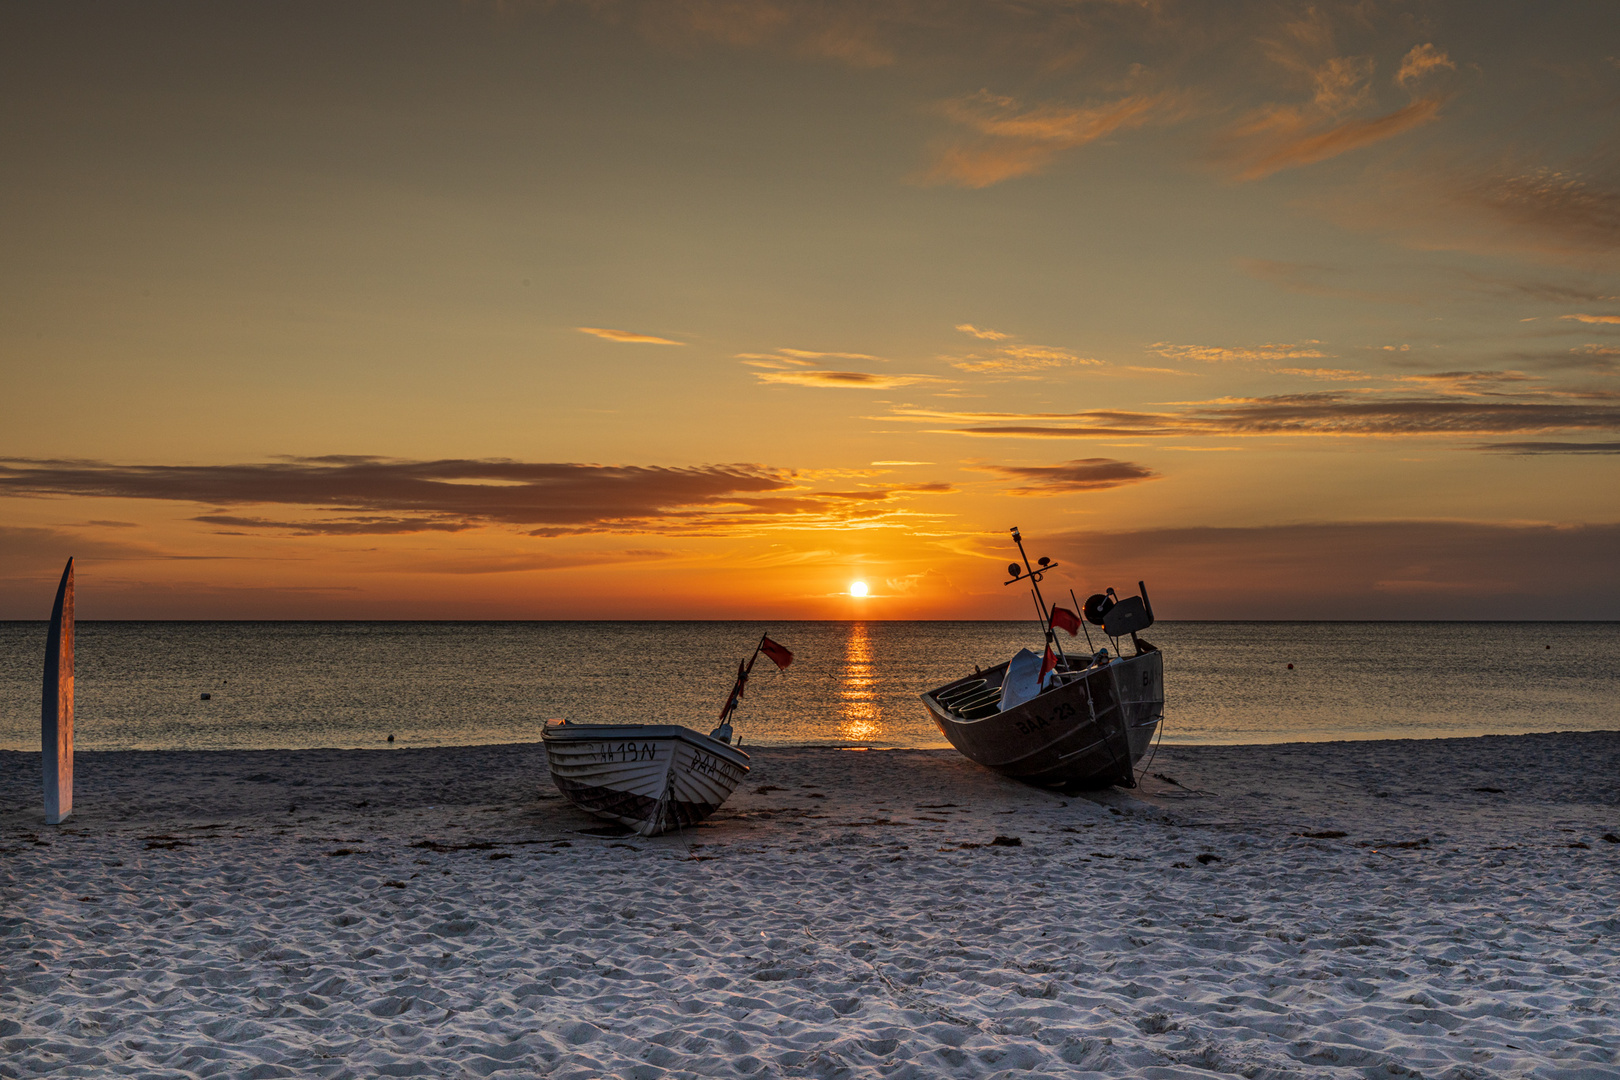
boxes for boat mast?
[717,633,767,726]
[1005,527,1068,668]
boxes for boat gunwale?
[541,723,751,767]
[922,653,1154,727]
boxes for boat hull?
[541,724,750,836]
[921,651,1163,789]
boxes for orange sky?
[2,2,1618,619]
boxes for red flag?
[760,635,794,670]
[1050,606,1081,636]
[1040,645,1057,681]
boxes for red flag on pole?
[1050,605,1081,636]
[760,636,794,670]
[1040,645,1057,682]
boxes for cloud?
[923,89,1188,188]
[576,326,686,345]
[738,347,887,370]
[1211,36,1449,180]
[754,370,934,389]
[1394,370,1541,396]
[1395,44,1455,88]
[1474,441,1620,454]
[946,326,1100,375]
[0,456,954,536]
[1151,341,1329,364]
[953,344,1098,374]
[979,458,1160,495]
[888,391,1620,439]
[1561,314,1620,325]
[1272,367,1369,381]
[776,347,886,361]
[1225,97,1445,181]
[194,515,479,536]
[1465,167,1620,257]
[0,525,208,564]
[1040,521,1620,619]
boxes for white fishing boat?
[542,634,793,836]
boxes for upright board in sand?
[43,557,73,825]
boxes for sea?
[1,621,1616,753]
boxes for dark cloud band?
[0,457,949,536]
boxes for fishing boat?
[919,527,1164,789]
[542,634,793,836]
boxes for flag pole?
[718,635,768,726]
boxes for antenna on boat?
[1004,527,1068,668]
[1070,589,1096,653]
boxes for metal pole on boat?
[1007,527,1068,668]
[1070,589,1096,654]
[718,635,766,726]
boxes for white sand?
[3,732,1618,1079]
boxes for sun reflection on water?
[838,621,883,742]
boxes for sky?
[2,0,1618,620]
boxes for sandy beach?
[3,732,1617,1079]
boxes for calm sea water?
[1,621,1615,753]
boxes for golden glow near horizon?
[1,3,1618,619]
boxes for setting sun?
[849,581,869,597]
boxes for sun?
[849,581,869,597]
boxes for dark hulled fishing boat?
[920,528,1164,789]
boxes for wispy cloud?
[1272,367,1368,381]
[946,325,1099,375]
[738,347,887,369]
[776,347,886,361]
[755,370,934,389]
[576,326,686,345]
[1465,167,1620,258]
[1395,44,1456,89]
[1561,314,1620,325]
[1213,30,1450,181]
[1475,441,1620,454]
[924,89,1189,188]
[195,515,478,536]
[1224,97,1444,181]
[1151,341,1329,364]
[0,456,954,536]
[0,525,213,564]
[1395,370,1541,396]
[953,344,1097,374]
[887,392,1620,439]
[978,458,1159,495]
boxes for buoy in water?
[387,734,395,743]
[1286,663,1294,670]
[200,692,211,700]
